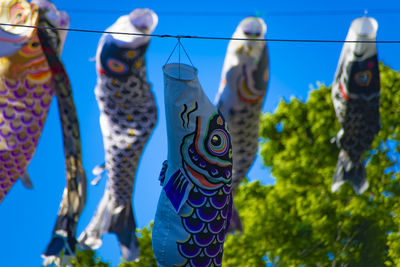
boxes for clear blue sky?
[1,0,400,266]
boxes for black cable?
[1,22,399,43]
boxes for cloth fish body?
[214,17,268,232]
[331,17,380,194]
[0,0,67,201]
[78,8,158,262]
[33,1,87,263]
[152,63,233,266]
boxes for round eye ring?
[208,129,229,156]
[106,58,128,74]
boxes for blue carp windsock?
[331,17,380,194]
[214,17,268,232]
[33,0,88,263]
[0,0,71,200]
[78,9,158,261]
[152,63,233,266]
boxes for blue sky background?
[1,0,400,266]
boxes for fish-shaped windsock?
[78,8,158,261]
[331,17,380,194]
[214,17,268,232]
[33,1,87,264]
[152,63,233,266]
[0,0,70,200]
[0,0,38,57]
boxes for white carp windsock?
[331,17,380,194]
[152,63,233,266]
[214,17,268,232]
[78,9,158,261]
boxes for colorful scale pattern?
[0,33,53,200]
[176,113,232,266]
[176,185,232,267]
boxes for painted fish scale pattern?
[0,35,54,200]
[177,184,232,267]
[95,63,157,206]
[228,101,263,191]
[333,93,380,161]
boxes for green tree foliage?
[71,64,400,266]
[224,63,400,266]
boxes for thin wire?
[180,41,195,68]
[1,22,400,43]
[60,7,400,17]
[178,38,181,78]
[164,41,179,65]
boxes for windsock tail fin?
[332,150,369,194]
[20,172,33,189]
[91,163,106,185]
[227,204,243,233]
[111,205,140,262]
[42,233,76,266]
[78,191,139,261]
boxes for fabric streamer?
[152,62,233,266]
[34,0,87,264]
[214,16,268,232]
[331,16,380,194]
[78,8,158,261]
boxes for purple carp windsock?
[331,17,380,194]
[78,9,158,261]
[33,0,87,263]
[152,63,233,266]
[214,17,268,232]
[0,0,69,200]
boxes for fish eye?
[106,58,128,74]
[211,135,221,146]
[244,30,261,37]
[208,129,229,156]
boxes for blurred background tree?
[71,63,400,266]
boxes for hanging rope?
[165,38,196,79]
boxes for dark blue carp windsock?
[78,9,158,261]
[152,63,233,266]
[215,17,268,232]
[331,17,380,194]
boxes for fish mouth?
[129,8,158,33]
[240,17,266,38]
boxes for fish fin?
[42,231,76,266]
[78,191,140,262]
[164,169,193,213]
[110,204,140,262]
[91,163,106,185]
[332,150,368,194]
[20,172,33,189]
[227,204,243,233]
[158,160,168,186]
